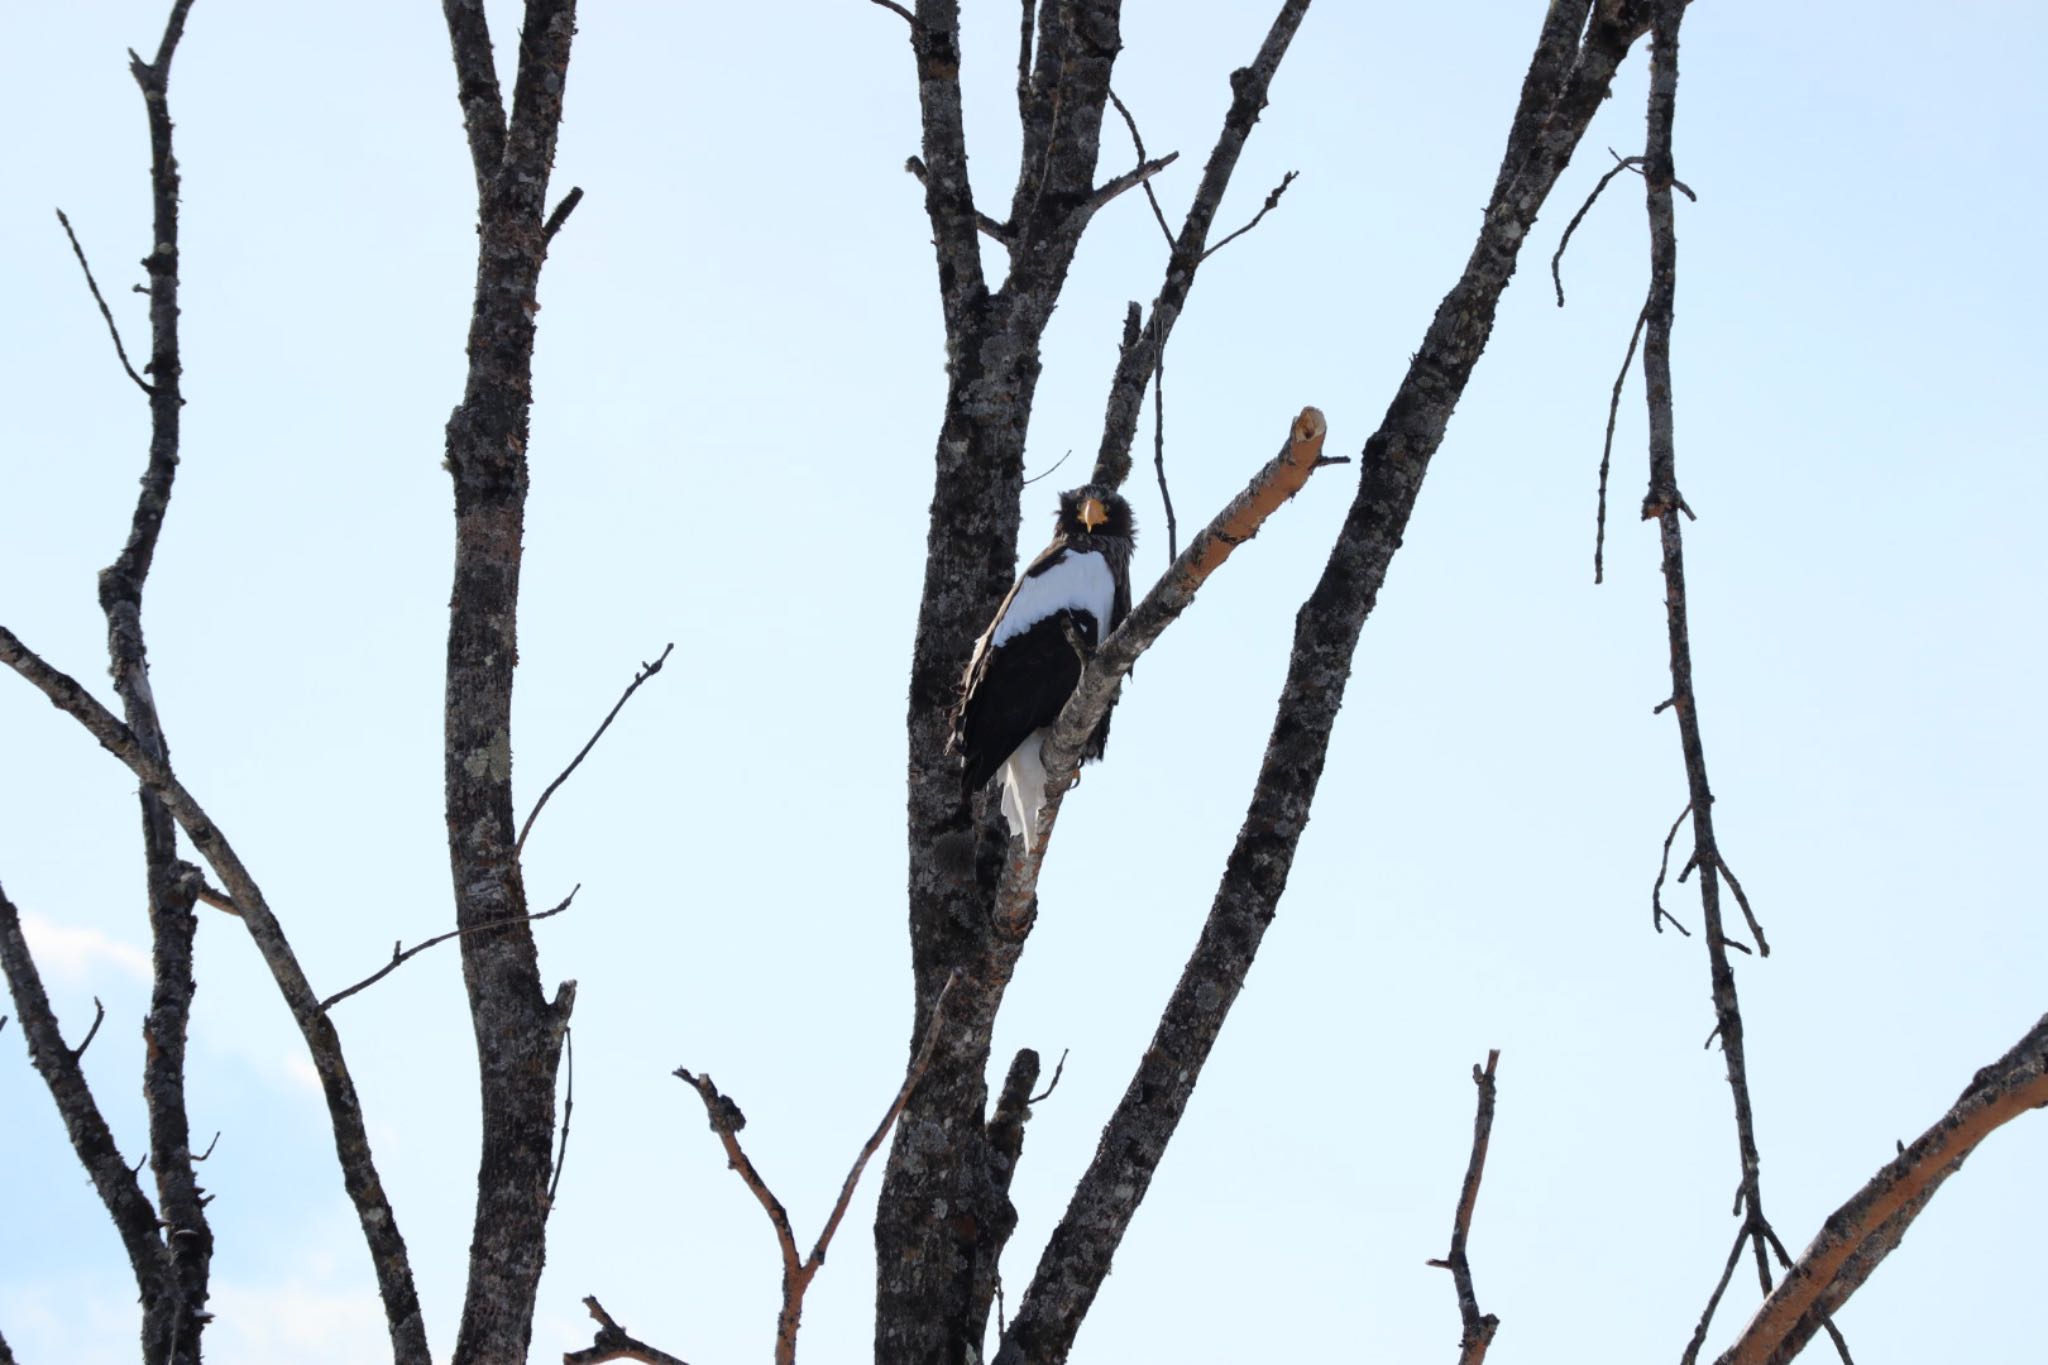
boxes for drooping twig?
[1713,1014,2048,1365]
[517,644,674,858]
[1551,151,1643,308]
[1651,801,1694,935]
[1427,1051,1502,1365]
[867,0,915,24]
[1152,344,1178,562]
[564,1295,692,1365]
[53,209,151,394]
[678,970,956,1365]
[547,1026,575,1211]
[1200,169,1299,262]
[318,886,580,1013]
[1595,302,1648,584]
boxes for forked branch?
[675,971,958,1365]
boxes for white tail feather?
[999,730,1050,848]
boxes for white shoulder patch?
[992,550,1115,648]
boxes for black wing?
[954,606,1102,791]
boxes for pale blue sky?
[3,3,2044,1363]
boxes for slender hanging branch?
[53,209,151,394]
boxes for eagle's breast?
[993,549,1116,646]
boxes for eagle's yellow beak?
[1079,496,1109,532]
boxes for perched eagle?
[950,485,1136,847]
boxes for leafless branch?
[53,209,151,394]
[1152,347,1178,562]
[1106,89,1175,248]
[1088,0,1316,491]
[564,1295,692,1365]
[547,1025,575,1211]
[867,0,915,24]
[1200,170,1299,262]
[1427,1051,1501,1365]
[318,886,581,1013]
[998,11,1660,1360]
[1021,448,1073,487]
[1595,301,1648,584]
[1651,801,1694,935]
[1713,1015,2048,1365]
[517,645,674,858]
[1072,151,1180,227]
[678,970,957,1365]
[1028,1047,1069,1105]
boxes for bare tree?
[4,4,2042,1365]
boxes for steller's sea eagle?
[950,485,1136,847]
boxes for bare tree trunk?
[436,2,583,1358]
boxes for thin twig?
[1106,88,1175,248]
[867,0,915,24]
[1651,801,1694,936]
[1426,1051,1502,1365]
[1027,1047,1069,1105]
[1716,856,1768,958]
[516,644,674,858]
[53,210,151,394]
[1551,151,1643,308]
[1021,448,1073,488]
[807,969,958,1272]
[1595,302,1648,584]
[1073,152,1180,226]
[72,996,108,1060]
[1681,1221,1753,1365]
[544,187,585,246]
[1200,170,1298,262]
[194,1131,220,1162]
[547,1025,574,1211]
[1152,346,1178,562]
[318,886,580,1013]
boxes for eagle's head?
[1055,485,1136,550]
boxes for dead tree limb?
[0,882,174,1345]
[0,625,428,1361]
[1715,1014,2048,1365]
[678,972,955,1365]
[1427,1052,1502,1365]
